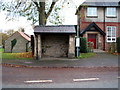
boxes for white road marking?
[73,78,99,82]
[24,80,53,83]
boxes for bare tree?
[0,0,70,25]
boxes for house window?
[87,7,97,17]
[106,26,116,42]
[106,7,117,17]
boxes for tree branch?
[32,1,39,9]
[15,1,22,9]
[46,0,59,18]
[22,3,32,12]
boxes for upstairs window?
[106,26,116,42]
[87,7,97,17]
[106,7,117,17]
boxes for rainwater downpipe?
[103,6,106,51]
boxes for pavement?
[2,52,119,68]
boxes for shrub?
[80,37,88,53]
[87,42,94,52]
[117,37,120,53]
[108,42,116,53]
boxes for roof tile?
[18,32,31,41]
[34,25,76,34]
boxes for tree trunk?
[33,1,58,25]
[39,2,47,25]
[39,12,47,25]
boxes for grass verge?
[78,53,96,59]
[0,48,4,52]
[1,48,33,60]
[2,52,33,60]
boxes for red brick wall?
[78,6,120,51]
[117,23,120,37]
[80,21,120,51]
[80,22,119,33]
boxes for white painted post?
[76,37,80,57]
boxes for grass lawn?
[1,48,95,60]
[2,52,33,60]
[1,48,33,60]
[0,48,4,52]
[78,53,96,59]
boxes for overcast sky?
[0,0,85,35]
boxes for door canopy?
[81,22,106,36]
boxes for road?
[2,66,118,88]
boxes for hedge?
[117,37,120,53]
[80,37,88,53]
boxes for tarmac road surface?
[2,66,118,88]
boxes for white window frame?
[87,7,97,17]
[106,7,117,17]
[106,26,116,42]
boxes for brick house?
[33,25,76,59]
[5,31,31,53]
[76,0,120,51]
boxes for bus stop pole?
[75,25,80,57]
